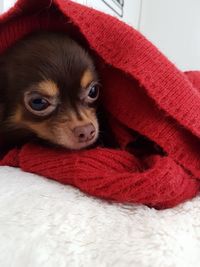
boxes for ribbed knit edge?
[18,144,200,209]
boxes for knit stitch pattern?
[0,0,200,209]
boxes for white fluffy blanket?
[0,166,200,267]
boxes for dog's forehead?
[36,44,95,96]
[36,68,94,98]
[3,32,97,114]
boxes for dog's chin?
[58,134,99,151]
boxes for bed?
[1,166,200,267]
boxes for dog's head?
[0,32,100,149]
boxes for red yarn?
[0,0,200,209]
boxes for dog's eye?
[88,85,99,99]
[29,97,49,111]
[87,83,99,102]
[24,92,57,116]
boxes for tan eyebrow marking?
[37,80,59,97]
[80,69,94,88]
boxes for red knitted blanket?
[0,0,200,209]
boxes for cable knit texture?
[0,0,200,209]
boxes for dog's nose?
[73,123,96,142]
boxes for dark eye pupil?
[88,85,99,99]
[29,98,49,111]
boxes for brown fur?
[0,31,100,149]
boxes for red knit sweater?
[0,0,200,209]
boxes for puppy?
[0,32,100,150]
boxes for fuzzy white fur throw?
[0,166,200,267]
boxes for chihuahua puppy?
[0,32,100,150]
